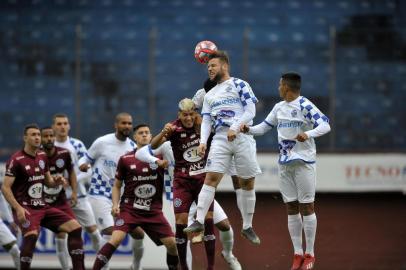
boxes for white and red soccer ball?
[194,40,217,64]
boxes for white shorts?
[188,199,228,225]
[0,219,16,246]
[88,195,114,231]
[72,196,98,228]
[279,162,316,203]
[207,132,261,179]
[226,157,237,176]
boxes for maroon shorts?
[173,177,213,214]
[114,207,174,246]
[13,205,74,235]
[50,199,75,219]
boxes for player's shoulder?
[55,146,71,156]
[121,150,136,160]
[231,77,250,89]
[9,150,25,163]
[272,100,285,111]
[96,133,115,143]
[37,150,47,158]
[298,96,316,110]
[69,137,86,148]
[194,88,206,98]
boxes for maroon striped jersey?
[166,119,207,180]
[43,146,73,205]
[115,150,164,213]
[5,150,49,208]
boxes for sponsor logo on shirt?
[291,110,298,117]
[38,160,45,170]
[210,97,240,109]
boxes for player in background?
[185,51,262,245]
[0,191,20,269]
[137,98,242,270]
[192,78,243,214]
[79,113,145,270]
[241,72,330,270]
[1,124,85,270]
[52,114,104,253]
[92,124,178,270]
[41,127,78,270]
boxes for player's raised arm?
[150,123,175,149]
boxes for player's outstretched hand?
[227,129,237,142]
[162,123,176,137]
[111,205,120,217]
[296,132,309,142]
[156,159,169,169]
[198,143,207,157]
[240,124,250,133]
[79,163,90,172]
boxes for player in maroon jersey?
[92,124,178,270]
[41,126,79,270]
[1,124,85,270]
[147,98,216,270]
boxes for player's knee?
[215,219,230,231]
[85,224,98,234]
[286,201,300,215]
[299,202,314,215]
[2,240,17,251]
[231,176,241,189]
[56,231,67,239]
[164,238,178,256]
[61,219,81,233]
[175,213,188,224]
[110,231,126,247]
[129,227,145,240]
[240,177,255,190]
[102,226,114,236]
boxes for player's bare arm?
[45,171,67,187]
[69,169,78,207]
[111,178,122,217]
[155,159,169,169]
[150,123,175,149]
[2,175,30,223]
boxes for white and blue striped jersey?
[192,88,206,110]
[249,96,330,164]
[201,77,258,132]
[55,136,91,197]
[79,133,135,199]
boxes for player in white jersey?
[241,72,331,270]
[185,51,262,245]
[52,114,103,265]
[78,113,144,270]
[0,191,20,269]
[193,79,243,213]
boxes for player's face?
[278,78,288,99]
[178,110,195,128]
[24,128,41,149]
[41,129,55,150]
[133,127,152,147]
[53,117,70,138]
[207,58,225,83]
[115,115,133,138]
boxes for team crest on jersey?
[149,163,158,170]
[56,158,65,168]
[174,198,182,208]
[291,110,298,118]
[38,160,45,170]
[181,133,186,138]
[115,218,124,226]
[226,86,232,92]
[22,220,31,228]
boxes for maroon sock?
[67,228,85,270]
[204,218,215,270]
[20,234,38,270]
[175,223,188,270]
[167,253,179,270]
[93,242,117,270]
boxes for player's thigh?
[173,179,196,216]
[213,199,228,224]
[110,229,127,247]
[233,134,261,178]
[0,221,17,245]
[278,164,299,203]
[72,197,97,228]
[226,157,237,176]
[206,136,233,174]
[89,196,114,230]
[294,163,316,203]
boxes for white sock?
[90,229,103,251]
[8,243,20,270]
[303,213,317,256]
[131,238,144,270]
[288,214,303,255]
[55,237,70,270]
[101,235,111,270]
[196,185,216,224]
[235,188,243,215]
[241,189,256,229]
[219,227,234,258]
[186,240,192,269]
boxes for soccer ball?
[194,40,217,64]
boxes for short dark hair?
[281,72,301,92]
[203,78,217,93]
[133,123,150,132]
[40,126,53,133]
[52,113,68,123]
[208,50,229,66]
[24,123,40,135]
[115,112,132,123]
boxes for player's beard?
[42,142,54,151]
[118,129,131,138]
